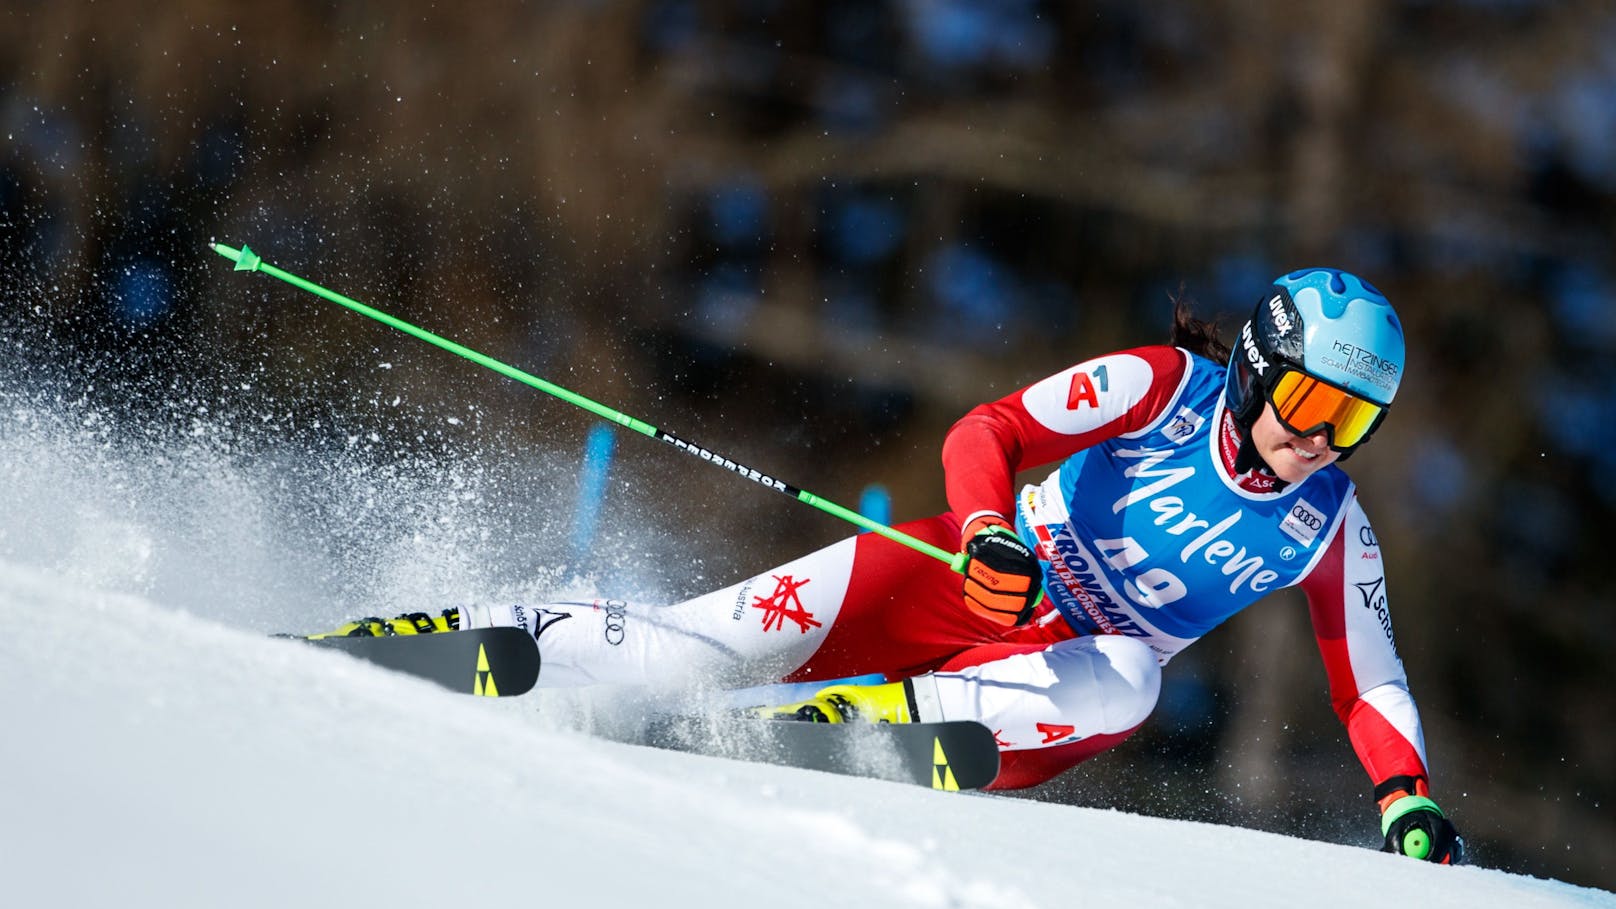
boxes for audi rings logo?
[1359,526,1379,548]
[601,599,628,646]
[1289,504,1323,533]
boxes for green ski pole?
[210,242,965,571]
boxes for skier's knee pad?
[1093,635,1161,731]
[1048,635,1161,733]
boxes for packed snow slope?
[7,570,1615,908]
[1,372,1611,909]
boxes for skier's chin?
[1264,443,1332,484]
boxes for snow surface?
[2,382,1612,909]
[6,564,1613,909]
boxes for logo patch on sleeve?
[1280,499,1326,547]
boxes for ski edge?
[290,626,541,697]
[642,715,1001,791]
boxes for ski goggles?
[1267,367,1387,450]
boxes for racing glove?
[1379,778,1464,864]
[959,516,1043,627]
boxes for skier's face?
[1250,403,1340,484]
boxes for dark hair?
[1168,289,1230,364]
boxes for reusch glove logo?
[963,531,1044,626]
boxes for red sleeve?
[941,345,1190,534]
[1301,499,1432,791]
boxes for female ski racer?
[317,267,1462,863]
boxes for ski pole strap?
[209,243,961,569]
[1372,774,1425,804]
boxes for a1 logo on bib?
[1280,499,1326,547]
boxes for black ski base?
[642,715,1000,790]
[293,627,540,697]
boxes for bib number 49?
[1096,536,1187,609]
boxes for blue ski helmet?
[1225,268,1405,451]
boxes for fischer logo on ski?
[474,644,499,696]
[294,627,540,697]
[642,715,1000,790]
[932,737,960,791]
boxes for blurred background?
[2,0,1612,891]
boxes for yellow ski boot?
[759,680,917,725]
[304,608,461,640]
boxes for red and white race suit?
[472,345,1431,794]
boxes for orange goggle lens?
[1269,369,1385,449]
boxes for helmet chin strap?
[1232,429,1265,475]
[1229,403,1291,494]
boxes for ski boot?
[303,608,461,639]
[759,680,918,725]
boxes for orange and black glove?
[960,518,1043,627]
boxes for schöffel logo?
[533,608,573,638]
[1355,576,1396,646]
